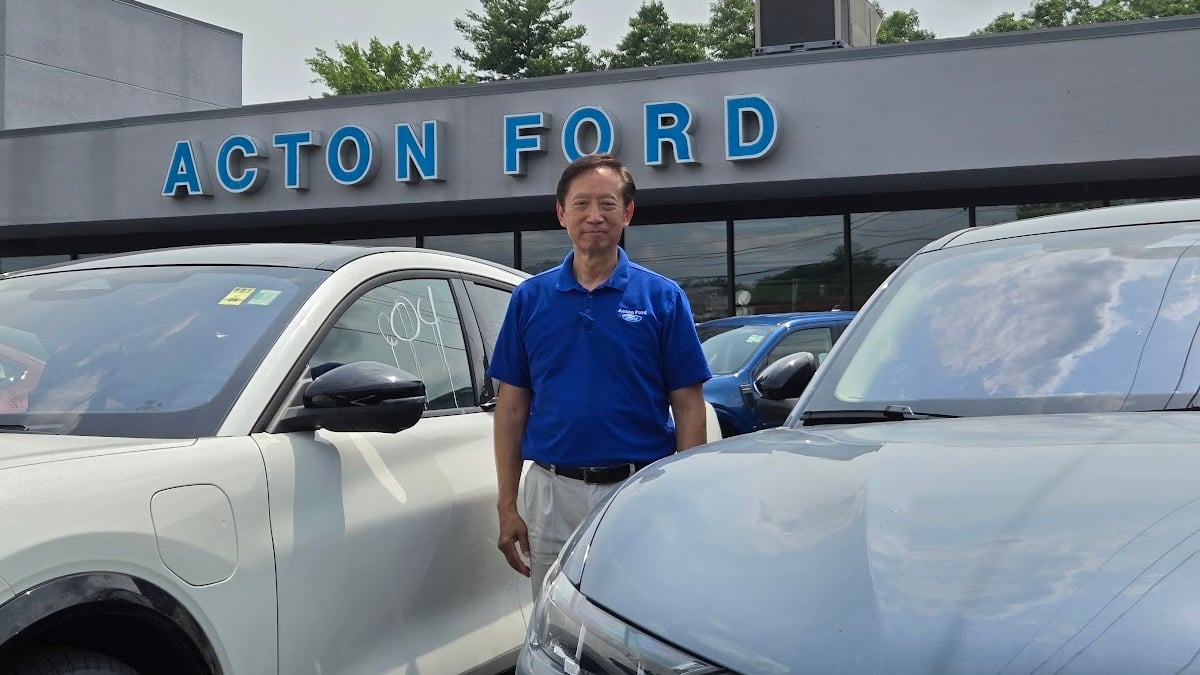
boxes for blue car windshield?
[700,324,776,375]
[800,223,1200,419]
[0,265,326,438]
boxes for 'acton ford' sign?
[161,95,779,198]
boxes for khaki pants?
[522,462,624,600]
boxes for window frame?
[261,269,494,432]
[754,325,835,377]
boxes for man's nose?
[584,203,605,221]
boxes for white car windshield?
[0,264,326,438]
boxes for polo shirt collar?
[556,247,631,292]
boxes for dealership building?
[1,0,1198,320]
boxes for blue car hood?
[576,413,1200,674]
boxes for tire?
[8,647,140,675]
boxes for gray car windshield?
[699,324,775,374]
[0,264,326,438]
[800,223,1200,420]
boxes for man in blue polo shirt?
[488,153,712,597]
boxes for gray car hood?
[577,412,1200,674]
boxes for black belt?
[535,461,650,485]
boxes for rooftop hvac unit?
[755,0,883,53]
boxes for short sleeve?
[485,284,531,388]
[661,287,712,391]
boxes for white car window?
[310,278,475,411]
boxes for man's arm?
[669,382,708,452]
[494,381,532,576]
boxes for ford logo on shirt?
[618,308,647,323]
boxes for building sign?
[161,94,779,198]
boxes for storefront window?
[849,208,969,307]
[1109,197,1192,207]
[624,221,728,323]
[425,233,514,267]
[0,255,70,273]
[331,237,417,247]
[976,201,1102,226]
[520,229,571,274]
[974,205,1021,226]
[734,216,844,316]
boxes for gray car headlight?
[528,565,726,674]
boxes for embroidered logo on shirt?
[618,308,647,323]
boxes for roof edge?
[2,15,1197,138]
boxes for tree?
[1129,0,1200,15]
[453,0,596,79]
[974,0,1200,34]
[558,41,603,74]
[305,39,474,96]
[706,0,755,60]
[603,1,708,69]
[876,9,937,43]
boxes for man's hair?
[555,153,637,207]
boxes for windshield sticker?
[746,334,764,343]
[219,287,257,306]
[247,289,282,306]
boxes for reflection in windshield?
[0,265,325,437]
[700,325,774,374]
[812,226,1200,417]
[0,326,47,414]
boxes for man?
[487,153,712,596]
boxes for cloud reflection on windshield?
[924,248,1162,397]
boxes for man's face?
[556,167,634,255]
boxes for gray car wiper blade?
[801,405,958,425]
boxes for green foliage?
[876,9,937,43]
[453,0,596,79]
[305,39,475,96]
[1130,0,1200,14]
[974,0,1200,34]
[603,1,708,68]
[556,41,602,74]
[705,0,755,60]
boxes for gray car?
[518,198,1200,674]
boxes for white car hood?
[0,433,195,471]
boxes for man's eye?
[601,201,619,210]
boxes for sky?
[145,0,1030,105]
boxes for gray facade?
[1,0,241,131]
[0,15,1198,318]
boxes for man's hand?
[497,506,531,577]
[493,382,532,576]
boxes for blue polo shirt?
[487,248,711,467]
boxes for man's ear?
[623,199,635,224]
[556,201,566,226]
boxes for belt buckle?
[585,463,635,484]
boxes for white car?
[0,244,531,675]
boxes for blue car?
[698,311,854,436]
